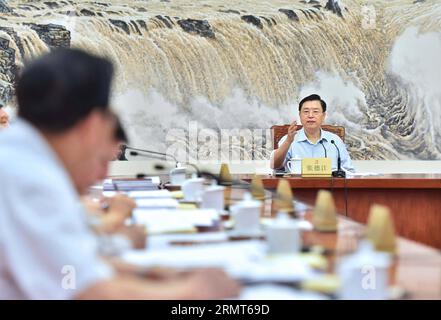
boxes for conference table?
[233,177,440,300]
[239,174,441,250]
[109,174,441,299]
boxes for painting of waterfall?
[1,0,441,161]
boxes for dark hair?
[298,94,327,112]
[114,117,128,143]
[16,48,114,132]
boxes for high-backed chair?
[271,124,345,149]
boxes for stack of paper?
[122,240,314,283]
[129,190,172,198]
[135,198,179,209]
[133,209,219,234]
[147,232,229,250]
[239,285,328,300]
[346,172,381,177]
[102,177,160,192]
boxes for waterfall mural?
[1,0,441,162]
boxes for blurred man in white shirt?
[0,48,239,300]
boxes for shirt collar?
[296,128,330,144]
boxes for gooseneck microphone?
[330,140,346,178]
[151,164,312,212]
[125,145,179,167]
[153,163,221,183]
[125,145,203,177]
[319,140,327,158]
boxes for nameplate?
[301,158,332,177]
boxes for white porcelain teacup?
[201,184,225,212]
[230,193,262,235]
[181,177,205,202]
[170,166,187,186]
[286,158,302,174]
[266,214,301,254]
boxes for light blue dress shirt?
[277,128,355,172]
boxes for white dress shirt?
[0,119,113,299]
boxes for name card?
[301,158,332,177]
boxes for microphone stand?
[125,145,203,178]
[125,147,304,207]
[125,145,179,167]
[331,140,346,178]
[319,140,327,158]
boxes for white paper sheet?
[346,172,382,177]
[129,190,172,198]
[150,176,161,185]
[238,284,328,300]
[133,209,219,234]
[135,198,179,209]
[147,232,229,250]
[102,189,172,198]
[122,241,313,283]
[260,218,313,231]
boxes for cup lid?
[170,167,186,174]
[267,213,300,229]
[204,185,225,192]
[231,192,262,209]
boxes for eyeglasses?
[301,109,323,116]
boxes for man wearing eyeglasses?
[270,94,354,172]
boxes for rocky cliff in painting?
[1,0,440,161]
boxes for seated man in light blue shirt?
[271,94,354,173]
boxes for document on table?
[103,189,173,199]
[346,172,382,177]
[102,177,161,192]
[103,176,161,185]
[260,218,313,231]
[133,209,219,234]
[135,198,179,209]
[238,284,328,300]
[122,241,314,283]
[147,232,229,250]
[129,190,172,198]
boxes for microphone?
[125,145,179,168]
[153,162,218,183]
[127,145,205,178]
[319,140,327,158]
[150,164,312,214]
[330,140,346,178]
[129,150,175,163]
